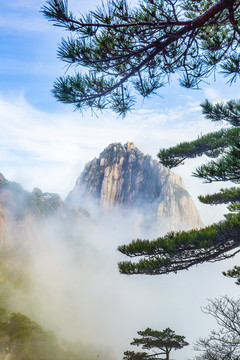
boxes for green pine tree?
[42,0,240,116]
[118,99,240,275]
[123,328,188,360]
[42,0,240,275]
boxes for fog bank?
[4,209,240,360]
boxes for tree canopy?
[0,309,81,360]
[118,99,240,275]
[123,328,188,360]
[42,0,240,116]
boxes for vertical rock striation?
[67,142,202,230]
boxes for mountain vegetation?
[0,307,82,360]
[0,243,84,360]
[0,173,66,219]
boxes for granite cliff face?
[67,142,202,230]
[0,142,202,244]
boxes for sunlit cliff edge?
[66,142,202,231]
[0,142,202,245]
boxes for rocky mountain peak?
[98,141,139,167]
[0,143,203,246]
[67,142,202,231]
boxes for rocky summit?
[67,142,202,230]
[0,142,202,245]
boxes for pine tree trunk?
[166,349,170,360]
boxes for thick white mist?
[6,209,240,360]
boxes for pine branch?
[158,127,238,168]
[201,99,240,126]
[193,137,240,183]
[42,0,240,115]
[223,265,240,285]
[118,213,240,275]
[199,187,240,205]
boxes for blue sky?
[2,3,240,360]
[1,0,240,223]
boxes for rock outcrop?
[67,142,202,230]
[0,142,202,244]
[0,173,71,245]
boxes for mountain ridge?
[0,142,203,245]
[67,141,202,231]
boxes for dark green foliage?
[118,213,240,275]
[158,99,240,184]
[0,309,82,360]
[223,265,240,285]
[8,313,42,340]
[193,131,240,183]
[118,99,240,274]
[42,0,240,115]
[131,328,188,351]
[199,187,240,205]
[201,99,240,126]
[123,350,149,360]
[123,328,188,360]
[158,128,237,168]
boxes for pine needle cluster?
[42,0,240,116]
[118,100,240,274]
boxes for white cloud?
[0,92,227,223]
[204,87,223,101]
